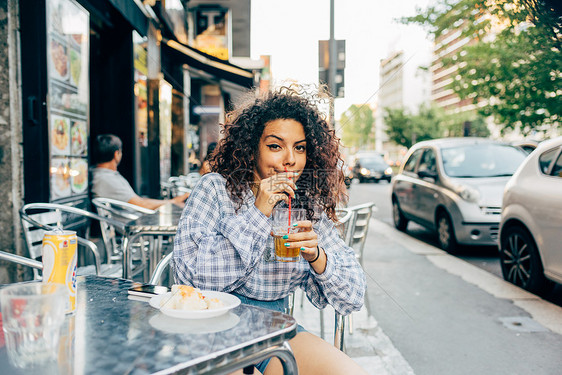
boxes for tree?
[403,0,561,135]
[384,104,447,149]
[339,105,374,149]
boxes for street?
[346,180,562,308]
[315,179,562,374]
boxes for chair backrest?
[91,198,155,261]
[20,203,123,277]
[335,208,353,243]
[346,202,376,266]
[148,251,174,286]
[179,173,201,189]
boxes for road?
[346,179,562,307]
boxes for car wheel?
[359,177,365,183]
[374,179,380,184]
[499,225,553,294]
[436,211,457,252]
[392,198,408,231]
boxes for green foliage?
[340,105,375,149]
[402,0,561,135]
[384,104,451,149]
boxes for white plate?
[149,312,240,334]
[149,291,241,319]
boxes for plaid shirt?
[173,173,366,315]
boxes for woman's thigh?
[263,332,367,375]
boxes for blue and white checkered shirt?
[173,173,366,315]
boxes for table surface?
[0,276,298,375]
[125,203,185,231]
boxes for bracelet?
[308,246,321,264]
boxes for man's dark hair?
[95,134,122,164]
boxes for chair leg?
[348,313,353,335]
[334,312,346,352]
[287,291,295,316]
[299,288,305,308]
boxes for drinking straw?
[285,167,291,231]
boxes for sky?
[250,0,435,119]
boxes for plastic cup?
[271,208,306,262]
[0,282,68,369]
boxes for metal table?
[122,203,184,280]
[0,276,299,374]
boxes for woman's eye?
[296,145,306,152]
[267,144,281,150]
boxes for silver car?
[392,137,528,252]
[499,136,562,293]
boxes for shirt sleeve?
[301,213,367,315]
[92,171,136,202]
[173,174,272,292]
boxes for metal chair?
[347,202,376,267]
[179,173,201,189]
[19,203,124,278]
[343,202,376,335]
[91,198,155,268]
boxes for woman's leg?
[263,332,367,375]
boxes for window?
[551,149,562,177]
[404,149,423,173]
[418,149,437,174]
[538,148,558,175]
[441,144,526,178]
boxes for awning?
[162,38,254,89]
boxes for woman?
[173,86,367,375]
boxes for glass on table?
[271,207,306,262]
[0,282,67,369]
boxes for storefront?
[0,0,255,281]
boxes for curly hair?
[209,85,347,222]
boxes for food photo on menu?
[51,115,70,155]
[50,37,69,82]
[69,48,81,86]
[50,82,87,115]
[71,120,87,156]
[70,158,88,194]
[50,158,71,199]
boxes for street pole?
[328,0,336,129]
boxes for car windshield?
[359,156,386,167]
[441,143,527,178]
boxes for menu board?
[46,0,89,201]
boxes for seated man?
[91,134,189,210]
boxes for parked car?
[352,152,393,183]
[511,139,540,154]
[499,136,562,293]
[391,137,528,252]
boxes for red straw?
[285,167,291,231]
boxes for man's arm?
[128,192,190,210]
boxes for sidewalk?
[291,218,562,375]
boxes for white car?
[499,136,562,293]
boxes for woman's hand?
[283,221,327,274]
[254,172,298,217]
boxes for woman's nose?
[283,149,296,166]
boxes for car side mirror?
[418,170,437,180]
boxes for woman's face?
[254,119,307,182]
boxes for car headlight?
[384,167,392,175]
[458,185,481,203]
[360,168,370,176]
